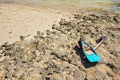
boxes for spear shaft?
[94,35,107,50]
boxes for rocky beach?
[0,2,120,80]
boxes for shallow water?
[0,0,120,12]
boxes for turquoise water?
[0,0,120,12]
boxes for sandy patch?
[0,3,72,45]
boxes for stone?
[0,56,6,62]
[0,65,6,80]
[59,19,69,25]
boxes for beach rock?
[0,56,6,62]
[0,65,6,80]
[52,24,59,30]
[0,12,120,80]
[73,70,86,80]
[59,19,69,25]
[113,15,120,23]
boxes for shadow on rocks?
[73,41,97,68]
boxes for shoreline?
[0,3,119,46]
[1,1,119,14]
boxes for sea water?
[0,0,120,12]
